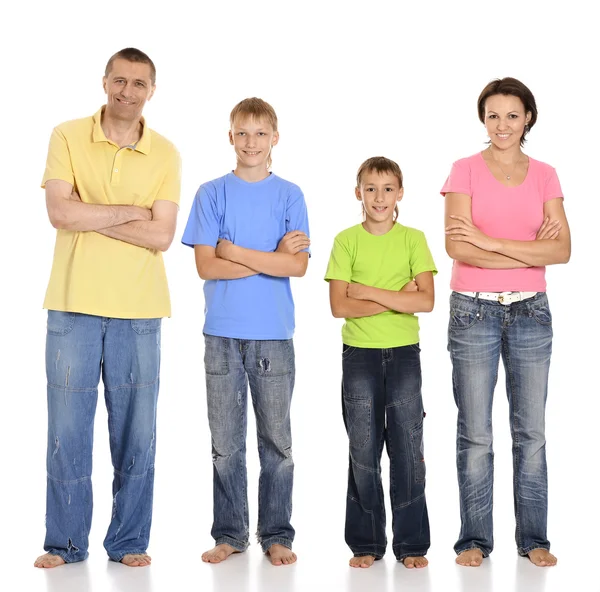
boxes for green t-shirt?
[325,223,437,348]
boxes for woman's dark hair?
[477,77,537,145]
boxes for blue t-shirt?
[182,172,310,340]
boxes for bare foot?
[528,549,557,567]
[402,556,429,569]
[349,555,375,568]
[456,549,484,567]
[121,553,151,567]
[34,553,66,569]
[267,544,297,566]
[202,544,239,564]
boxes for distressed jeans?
[448,292,553,557]
[342,344,430,561]
[44,311,161,563]
[204,334,295,552]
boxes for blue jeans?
[44,311,161,563]
[204,335,295,552]
[448,292,553,557]
[342,344,430,561]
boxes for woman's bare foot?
[266,544,297,566]
[528,549,557,567]
[121,553,151,567]
[402,556,429,569]
[349,555,375,568]
[202,544,240,564]
[34,553,65,568]
[456,549,484,567]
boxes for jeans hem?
[349,544,386,560]
[455,545,490,558]
[44,549,86,564]
[215,535,249,552]
[518,544,550,556]
[260,537,293,553]
[108,550,149,562]
[394,547,430,561]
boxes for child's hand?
[216,238,234,260]
[276,231,310,255]
[401,280,418,292]
[347,282,369,300]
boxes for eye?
[135,81,146,88]
[365,187,375,192]
[385,187,394,192]
[487,114,498,119]
[509,113,519,119]
[258,132,266,136]
[237,132,246,136]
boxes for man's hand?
[401,280,418,292]
[276,231,310,255]
[536,217,561,240]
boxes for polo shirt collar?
[92,106,151,154]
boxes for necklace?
[488,146,522,180]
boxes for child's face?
[356,170,403,224]
[229,116,279,170]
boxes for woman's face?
[484,93,531,150]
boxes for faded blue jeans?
[204,334,295,552]
[44,311,161,563]
[448,292,553,557]
[342,344,430,561]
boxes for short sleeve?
[543,167,564,202]
[41,127,74,188]
[154,148,181,206]
[286,187,311,253]
[409,231,438,278]
[440,159,471,197]
[324,236,353,283]
[181,184,221,248]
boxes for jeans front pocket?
[131,318,161,335]
[47,311,76,336]
[343,398,372,449]
[530,303,552,326]
[449,307,481,331]
[342,345,358,361]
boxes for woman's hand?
[536,217,561,240]
[445,215,498,251]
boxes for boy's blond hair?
[356,156,403,222]
[230,98,278,169]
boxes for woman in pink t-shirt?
[441,77,570,568]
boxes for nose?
[245,134,256,147]
[120,81,134,98]
[496,118,509,130]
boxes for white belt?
[456,291,538,305]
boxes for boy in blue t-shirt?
[182,98,310,566]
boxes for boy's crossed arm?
[329,273,433,319]
[194,230,310,280]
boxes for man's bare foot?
[202,544,240,564]
[528,549,557,567]
[34,553,65,568]
[267,544,297,566]
[402,556,429,569]
[121,553,151,567]
[349,555,375,568]
[456,549,484,567]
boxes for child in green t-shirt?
[325,156,437,568]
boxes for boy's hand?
[536,217,561,240]
[216,238,235,260]
[347,282,369,300]
[401,280,418,292]
[276,231,310,255]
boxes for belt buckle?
[498,292,514,305]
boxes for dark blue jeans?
[342,344,430,561]
[204,335,295,552]
[448,292,553,557]
[44,311,161,563]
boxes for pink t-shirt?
[440,152,563,292]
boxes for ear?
[397,187,404,202]
[271,130,280,147]
[147,84,156,102]
[102,76,108,94]
[355,186,362,201]
[229,130,234,145]
[525,111,532,124]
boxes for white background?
[0,1,597,591]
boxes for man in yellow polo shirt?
[34,48,180,569]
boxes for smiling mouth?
[243,151,261,155]
[496,133,510,139]
[116,98,135,105]
[373,206,387,212]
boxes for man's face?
[103,58,155,122]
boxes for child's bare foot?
[349,555,375,568]
[528,549,557,567]
[121,553,151,567]
[202,544,240,563]
[456,548,484,567]
[402,556,428,568]
[266,544,297,566]
[34,553,65,568]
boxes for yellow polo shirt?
[42,107,181,319]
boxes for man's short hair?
[105,48,156,85]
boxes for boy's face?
[356,170,403,223]
[229,116,279,170]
